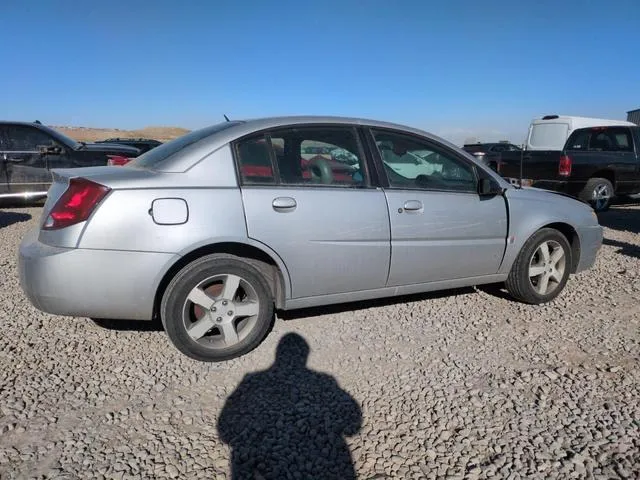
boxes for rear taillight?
[107,155,131,166]
[559,155,572,177]
[43,178,110,230]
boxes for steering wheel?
[309,157,334,184]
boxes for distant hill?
[50,125,191,143]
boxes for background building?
[627,108,640,125]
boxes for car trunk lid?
[41,166,158,221]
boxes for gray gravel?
[1,203,639,479]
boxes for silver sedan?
[18,116,603,361]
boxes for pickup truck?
[497,125,640,212]
[0,121,140,200]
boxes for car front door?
[234,125,391,299]
[3,125,63,195]
[368,127,508,286]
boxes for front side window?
[6,126,56,151]
[371,129,476,192]
[235,126,367,187]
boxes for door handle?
[272,197,297,211]
[403,200,423,211]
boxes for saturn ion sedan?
[18,116,603,361]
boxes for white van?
[525,115,635,151]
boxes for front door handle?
[272,197,297,212]
[403,200,423,211]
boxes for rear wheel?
[505,228,571,304]
[160,254,274,362]
[579,177,614,213]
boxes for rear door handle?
[403,200,423,211]
[272,197,297,212]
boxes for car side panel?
[498,187,601,274]
[77,188,248,253]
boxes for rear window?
[127,121,242,168]
[463,145,487,153]
[529,123,569,150]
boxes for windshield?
[38,125,83,150]
[127,121,243,168]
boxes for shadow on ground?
[598,204,640,235]
[91,287,483,332]
[217,333,362,480]
[602,238,640,260]
[0,211,32,228]
[90,318,164,332]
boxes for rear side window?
[529,123,569,150]
[235,136,276,184]
[566,127,633,152]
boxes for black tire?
[160,253,274,362]
[579,177,614,213]
[505,228,572,305]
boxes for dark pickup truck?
[0,121,140,200]
[497,125,640,212]
[95,137,162,154]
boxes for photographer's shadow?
[218,333,362,480]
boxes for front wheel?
[579,177,614,213]
[505,228,571,304]
[160,254,274,362]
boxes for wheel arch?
[153,239,291,320]
[501,217,582,275]
[590,169,616,187]
[539,222,581,273]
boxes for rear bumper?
[19,227,178,320]
[575,224,604,273]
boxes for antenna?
[223,114,230,122]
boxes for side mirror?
[478,177,502,196]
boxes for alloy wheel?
[528,240,566,295]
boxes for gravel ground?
[0,202,638,480]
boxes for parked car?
[19,116,603,362]
[0,121,140,200]
[521,115,634,151]
[95,137,162,154]
[498,125,640,212]
[462,142,521,170]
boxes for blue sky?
[2,0,638,145]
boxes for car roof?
[152,115,466,171]
[0,120,48,127]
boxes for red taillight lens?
[559,155,572,177]
[107,155,131,166]
[43,178,110,230]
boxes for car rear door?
[367,127,508,286]
[234,124,391,300]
